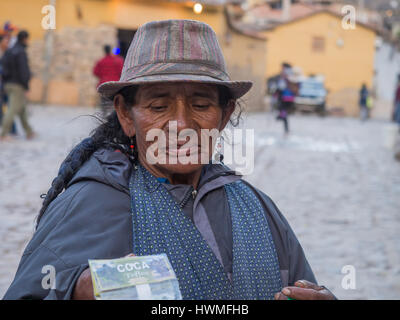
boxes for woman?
[4,20,335,300]
[0,34,17,136]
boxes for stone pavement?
[242,112,400,299]
[0,105,399,299]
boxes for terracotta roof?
[246,2,382,33]
[224,6,266,40]
[166,0,245,5]
[267,9,381,34]
[249,3,317,22]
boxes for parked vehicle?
[294,76,327,115]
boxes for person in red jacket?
[93,45,124,115]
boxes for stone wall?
[326,88,360,117]
[27,24,118,107]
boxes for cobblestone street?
[0,105,399,299]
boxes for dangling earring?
[129,136,135,157]
[129,136,138,169]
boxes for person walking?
[93,45,124,115]
[393,76,400,128]
[0,34,17,135]
[359,83,369,122]
[0,30,34,140]
[276,63,296,135]
[391,76,400,161]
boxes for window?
[312,36,326,53]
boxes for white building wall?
[373,39,400,119]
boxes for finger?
[274,292,289,300]
[73,268,95,300]
[125,253,136,257]
[294,279,322,290]
[282,286,332,300]
[82,267,93,282]
[83,268,94,287]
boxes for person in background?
[3,21,17,49]
[393,76,400,130]
[0,30,34,141]
[93,45,124,115]
[0,34,17,135]
[276,63,296,135]
[359,83,369,122]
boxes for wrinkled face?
[115,82,234,177]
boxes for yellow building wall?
[0,0,49,40]
[264,12,376,115]
[247,0,265,7]
[0,0,224,40]
[0,0,117,40]
[113,0,225,33]
[222,32,267,110]
[55,0,114,29]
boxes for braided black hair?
[36,85,239,228]
[36,87,137,228]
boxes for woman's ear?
[114,94,136,137]
[219,100,236,131]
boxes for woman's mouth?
[165,146,200,157]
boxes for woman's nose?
[173,99,193,132]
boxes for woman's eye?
[150,105,167,111]
[193,104,210,109]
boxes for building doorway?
[117,28,137,58]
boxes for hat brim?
[97,74,253,100]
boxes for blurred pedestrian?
[3,21,17,48]
[0,30,34,141]
[393,76,400,129]
[0,34,17,135]
[93,45,124,115]
[359,83,369,122]
[276,63,296,135]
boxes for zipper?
[180,186,197,208]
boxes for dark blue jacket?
[2,42,31,90]
[3,149,317,299]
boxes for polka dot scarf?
[129,164,282,300]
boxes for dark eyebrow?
[143,91,170,99]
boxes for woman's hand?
[72,268,94,300]
[72,254,135,300]
[274,280,337,300]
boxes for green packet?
[88,253,182,300]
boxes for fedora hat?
[98,19,252,99]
